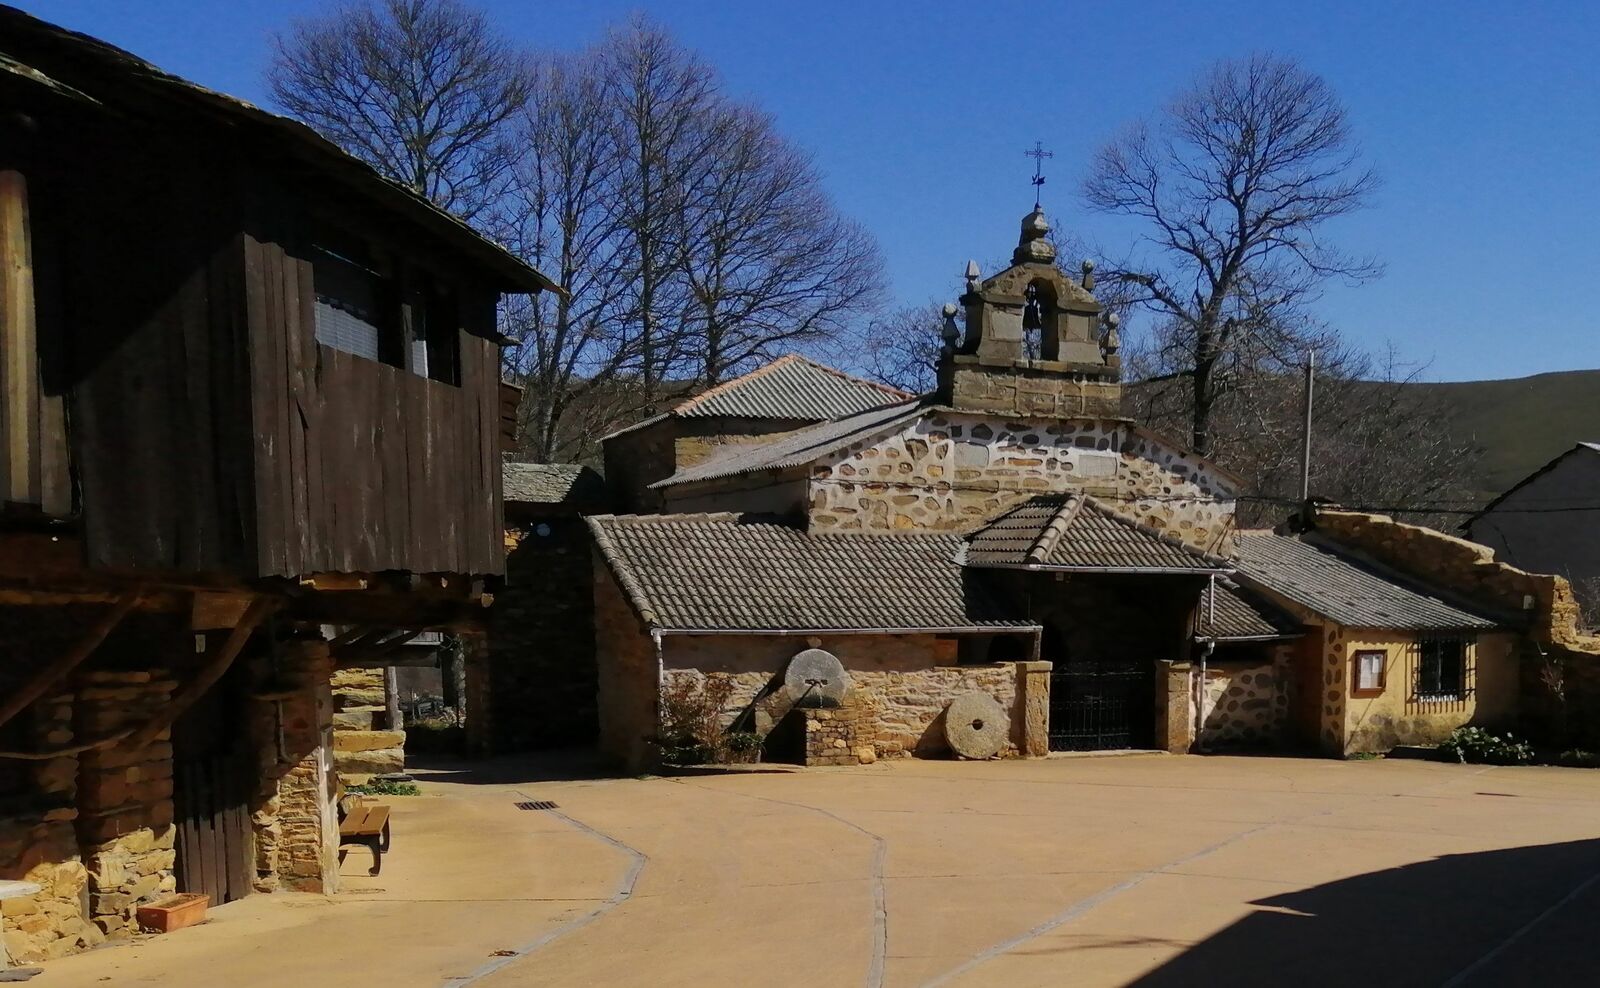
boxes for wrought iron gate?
[1049,658,1152,751]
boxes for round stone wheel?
[944,691,1008,759]
[784,649,850,708]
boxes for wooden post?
[0,170,39,507]
[384,666,402,733]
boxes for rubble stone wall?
[593,558,662,771]
[486,516,598,752]
[75,672,178,941]
[808,413,1237,553]
[660,634,1035,760]
[0,692,95,964]
[251,641,338,894]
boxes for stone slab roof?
[1234,532,1503,631]
[587,513,1037,633]
[651,397,929,489]
[502,462,606,507]
[1197,580,1303,641]
[964,495,1231,573]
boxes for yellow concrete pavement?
[36,753,1600,987]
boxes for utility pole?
[1300,350,1315,504]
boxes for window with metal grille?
[1414,637,1474,701]
[313,244,397,364]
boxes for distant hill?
[1389,369,1600,502]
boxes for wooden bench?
[337,793,391,876]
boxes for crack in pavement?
[670,778,889,988]
[443,795,647,987]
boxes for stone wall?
[604,414,811,513]
[1199,646,1292,749]
[808,412,1236,552]
[1312,509,1598,653]
[0,692,95,964]
[486,515,598,752]
[659,633,1039,761]
[799,702,871,766]
[75,672,178,941]
[329,667,402,783]
[251,641,338,894]
[593,558,663,770]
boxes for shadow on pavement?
[1132,837,1600,987]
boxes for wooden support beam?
[0,590,139,734]
[126,595,274,752]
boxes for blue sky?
[25,0,1600,381]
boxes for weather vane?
[1025,141,1053,209]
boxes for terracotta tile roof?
[587,513,1037,633]
[674,355,909,420]
[651,397,929,489]
[964,495,1231,573]
[1197,580,1303,640]
[605,356,910,442]
[1233,532,1504,631]
[502,463,606,507]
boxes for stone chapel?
[582,206,1294,768]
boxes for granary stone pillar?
[461,630,493,756]
[1154,660,1196,754]
[75,671,179,940]
[1015,661,1052,757]
[250,639,338,894]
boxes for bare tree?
[600,16,720,395]
[500,49,632,461]
[677,105,885,384]
[269,0,528,222]
[1085,54,1380,457]
[854,301,945,394]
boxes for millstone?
[944,691,1008,759]
[784,649,850,708]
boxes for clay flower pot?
[136,893,209,933]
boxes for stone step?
[332,730,405,753]
[334,747,404,777]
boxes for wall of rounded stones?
[1199,650,1291,748]
[807,412,1236,552]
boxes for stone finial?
[964,259,981,292]
[940,303,960,357]
[1100,311,1121,356]
[1013,208,1055,265]
[1081,258,1096,291]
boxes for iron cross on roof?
[1025,141,1053,209]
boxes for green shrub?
[1437,726,1533,765]
[348,780,421,796]
[1558,749,1600,768]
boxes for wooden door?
[172,662,253,905]
[1293,630,1326,747]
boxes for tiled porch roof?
[963,495,1231,574]
[587,512,1037,634]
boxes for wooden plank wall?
[65,151,259,574]
[244,235,504,579]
